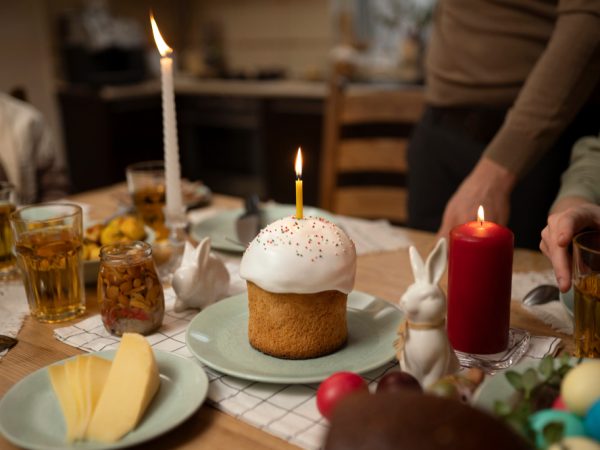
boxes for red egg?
[316,372,368,420]
[552,395,567,411]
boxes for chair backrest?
[320,78,424,224]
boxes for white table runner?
[0,280,29,359]
[186,206,415,256]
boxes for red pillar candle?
[447,206,514,354]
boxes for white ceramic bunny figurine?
[172,237,230,312]
[395,238,459,388]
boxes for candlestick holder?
[453,328,530,374]
[153,214,186,283]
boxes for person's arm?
[540,134,600,292]
[485,3,600,176]
[551,135,600,212]
[438,3,600,237]
[540,202,600,292]
[437,156,515,239]
[33,116,70,202]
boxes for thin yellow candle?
[295,148,303,219]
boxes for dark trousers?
[407,105,600,249]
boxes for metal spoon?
[522,284,560,306]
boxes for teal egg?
[530,410,586,449]
[584,400,600,441]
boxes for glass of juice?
[572,230,600,358]
[126,161,167,234]
[10,203,85,323]
[0,182,17,279]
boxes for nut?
[98,257,164,334]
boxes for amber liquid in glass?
[574,274,600,358]
[15,228,85,322]
[132,185,166,229]
[0,202,16,271]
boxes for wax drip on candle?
[477,205,485,227]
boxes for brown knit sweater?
[426,0,600,176]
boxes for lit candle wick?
[477,205,485,227]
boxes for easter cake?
[239,216,356,359]
[325,391,531,450]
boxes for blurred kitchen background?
[0,0,434,206]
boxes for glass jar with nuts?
[98,241,164,336]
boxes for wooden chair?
[320,78,425,224]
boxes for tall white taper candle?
[160,54,184,220]
[151,13,184,222]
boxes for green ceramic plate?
[189,204,336,253]
[0,351,208,450]
[185,291,402,383]
[472,358,540,412]
[472,356,578,412]
[559,288,574,318]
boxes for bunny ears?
[408,238,447,286]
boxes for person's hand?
[540,200,600,292]
[437,157,516,239]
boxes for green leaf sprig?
[492,355,579,448]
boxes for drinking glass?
[0,182,17,278]
[11,203,85,323]
[572,230,600,358]
[126,161,166,232]
[126,160,185,282]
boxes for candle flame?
[295,148,303,179]
[477,205,485,224]
[150,12,172,57]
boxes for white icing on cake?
[240,216,356,294]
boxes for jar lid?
[100,240,152,265]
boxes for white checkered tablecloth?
[54,288,398,449]
[53,287,562,449]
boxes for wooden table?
[0,184,571,450]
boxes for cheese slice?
[84,355,112,417]
[79,355,111,435]
[64,359,85,439]
[77,356,91,435]
[86,333,160,442]
[48,363,79,443]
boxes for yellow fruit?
[100,223,125,246]
[119,216,146,241]
[84,224,103,242]
[88,244,101,260]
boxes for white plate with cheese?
[0,350,208,449]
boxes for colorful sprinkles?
[249,216,354,261]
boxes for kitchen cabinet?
[58,79,325,205]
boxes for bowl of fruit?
[83,215,151,284]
